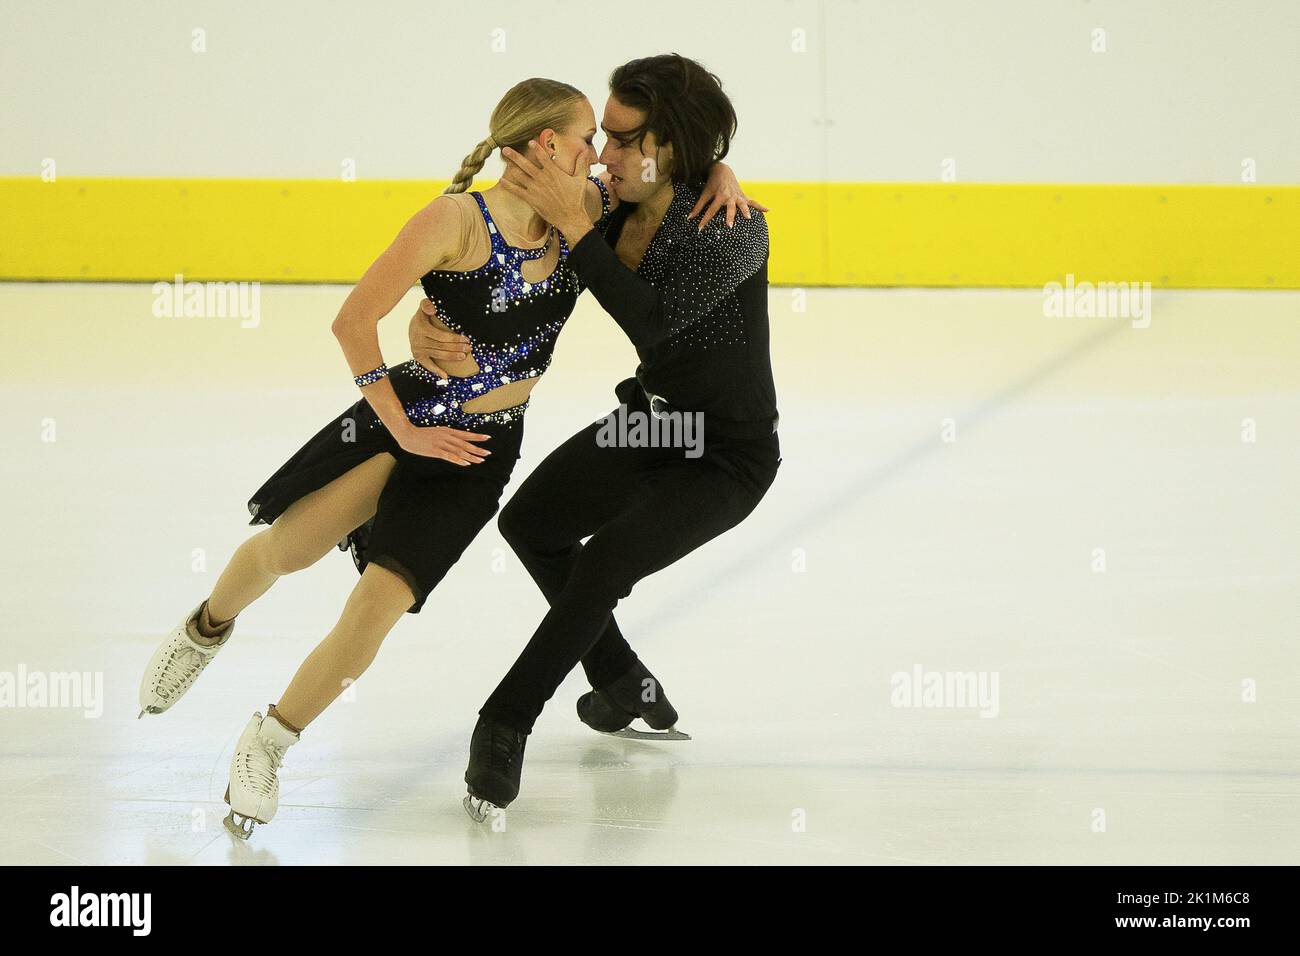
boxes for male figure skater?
[414,54,781,818]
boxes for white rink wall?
[2,0,1297,183]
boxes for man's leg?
[497,415,648,688]
[482,456,769,733]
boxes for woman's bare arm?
[585,163,764,229]
[691,162,769,229]
[587,171,621,220]
[332,198,492,465]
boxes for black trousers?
[481,382,781,733]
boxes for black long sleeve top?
[566,179,779,429]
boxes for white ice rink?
[1,282,1296,865]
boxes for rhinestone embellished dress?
[242,176,611,613]
[395,185,598,428]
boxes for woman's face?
[539,98,599,177]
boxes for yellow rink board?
[3,177,1295,288]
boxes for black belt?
[639,382,779,441]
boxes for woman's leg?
[271,442,517,730]
[272,562,415,730]
[203,452,397,625]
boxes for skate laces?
[241,733,286,793]
[155,644,209,701]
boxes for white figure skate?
[138,602,234,718]
[223,711,300,840]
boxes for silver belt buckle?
[647,389,671,421]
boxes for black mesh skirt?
[247,392,523,613]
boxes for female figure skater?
[136,76,759,839]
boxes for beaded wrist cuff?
[354,363,389,387]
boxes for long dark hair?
[607,53,737,187]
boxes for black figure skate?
[577,660,691,741]
[463,715,528,823]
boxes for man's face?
[597,95,673,202]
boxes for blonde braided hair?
[443,79,585,196]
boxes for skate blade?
[603,725,691,741]
[223,810,257,840]
[222,786,266,840]
[463,793,502,824]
